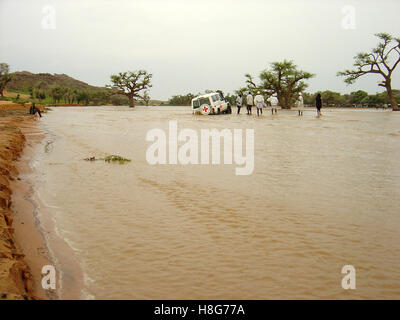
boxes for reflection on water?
[34,106,400,299]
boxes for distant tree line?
[163,89,398,108]
[26,82,136,106]
[166,93,197,106]
[27,85,115,105]
[303,90,399,107]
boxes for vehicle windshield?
[192,99,200,108]
[212,94,220,102]
[199,97,211,105]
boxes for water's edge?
[16,121,86,299]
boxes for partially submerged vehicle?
[191,92,231,115]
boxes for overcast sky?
[0,0,399,100]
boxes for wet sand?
[0,102,51,300]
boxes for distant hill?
[4,71,168,106]
[6,71,101,92]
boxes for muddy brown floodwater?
[27,106,400,299]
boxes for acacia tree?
[142,90,151,106]
[245,60,314,109]
[0,63,12,97]
[338,33,400,111]
[108,70,152,107]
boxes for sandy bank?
[0,102,46,300]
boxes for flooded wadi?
[28,106,400,299]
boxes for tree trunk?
[280,94,291,109]
[128,95,135,108]
[277,93,283,108]
[386,82,399,111]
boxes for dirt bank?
[0,102,44,300]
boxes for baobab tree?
[245,60,314,109]
[338,33,400,110]
[108,70,152,107]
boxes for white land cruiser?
[191,92,231,115]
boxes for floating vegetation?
[44,140,54,153]
[104,155,131,163]
[84,155,131,163]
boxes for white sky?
[0,0,399,100]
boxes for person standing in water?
[316,93,322,117]
[254,91,264,116]
[236,93,243,114]
[246,91,253,115]
[269,94,278,114]
[297,92,304,116]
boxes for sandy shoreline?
[10,119,59,300]
[0,102,38,299]
[0,102,57,299]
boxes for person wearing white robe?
[246,92,253,115]
[297,93,304,116]
[268,94,279,114]
[254,91,265,116]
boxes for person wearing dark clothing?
[316,93,322,117]
[29,103,42,117]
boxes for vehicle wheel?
[200,104,211,115]
[217,108,221,115]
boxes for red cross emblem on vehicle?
[203,106,208,112]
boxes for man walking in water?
[254,91,264,116]
[236,93,243,114]
[246,91,253,115]
[316,93,322,117]
[297,92,304,116]
[268,94,278,114]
